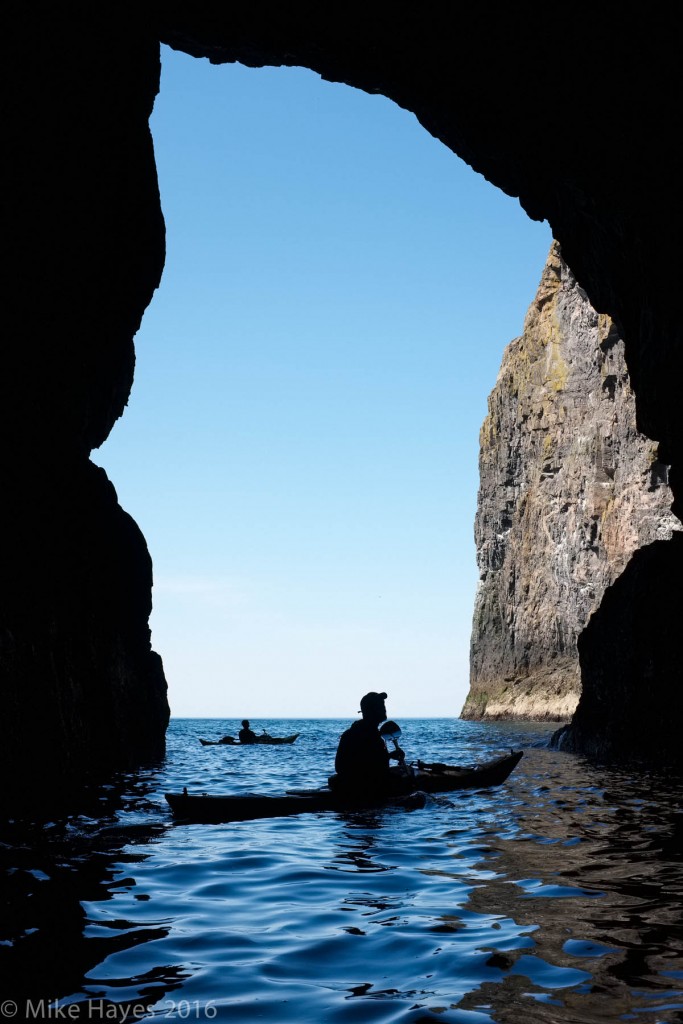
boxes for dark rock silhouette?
[554,533,683,767]
[3,7,169,813]
[3,2,683,805]
[0,786,179,1002]
[0,458,169,812]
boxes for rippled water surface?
[2,718,682,1022]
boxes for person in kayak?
[333,691,405,794]
[239,720,257,744]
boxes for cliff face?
[463,243,680,721]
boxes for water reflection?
[454,749,683,1022]
[0,778,184,1007]
[327,818,398,876]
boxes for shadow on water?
[1,719,681,1023]
[0,774,187,1014]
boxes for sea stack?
[463,242,680,722]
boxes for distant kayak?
[167,749,523,823]
[199,733,300,747]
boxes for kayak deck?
[165,750,523,823]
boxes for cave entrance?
[93,46,551,719]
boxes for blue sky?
[93,46,552,719]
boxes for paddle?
[378,723,457,776]
[379,722,454,775]
[379,720,408,773]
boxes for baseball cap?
[359,691,388,712]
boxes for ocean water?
[1,717,682,1023]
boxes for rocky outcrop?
[554,531,683,765]
[2,7,170,813]
[0,458,169,812]
[463,244,680,722]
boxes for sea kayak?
[199,733,300,746]
[166,749,523,823]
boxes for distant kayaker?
[333,691,405,793]
[239,720,258,744]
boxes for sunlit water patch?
[1,718,682,1023]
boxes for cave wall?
[464,242,680,722]
[2,5,170,812]
[557,531,683,766]
[3,2,683,805]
